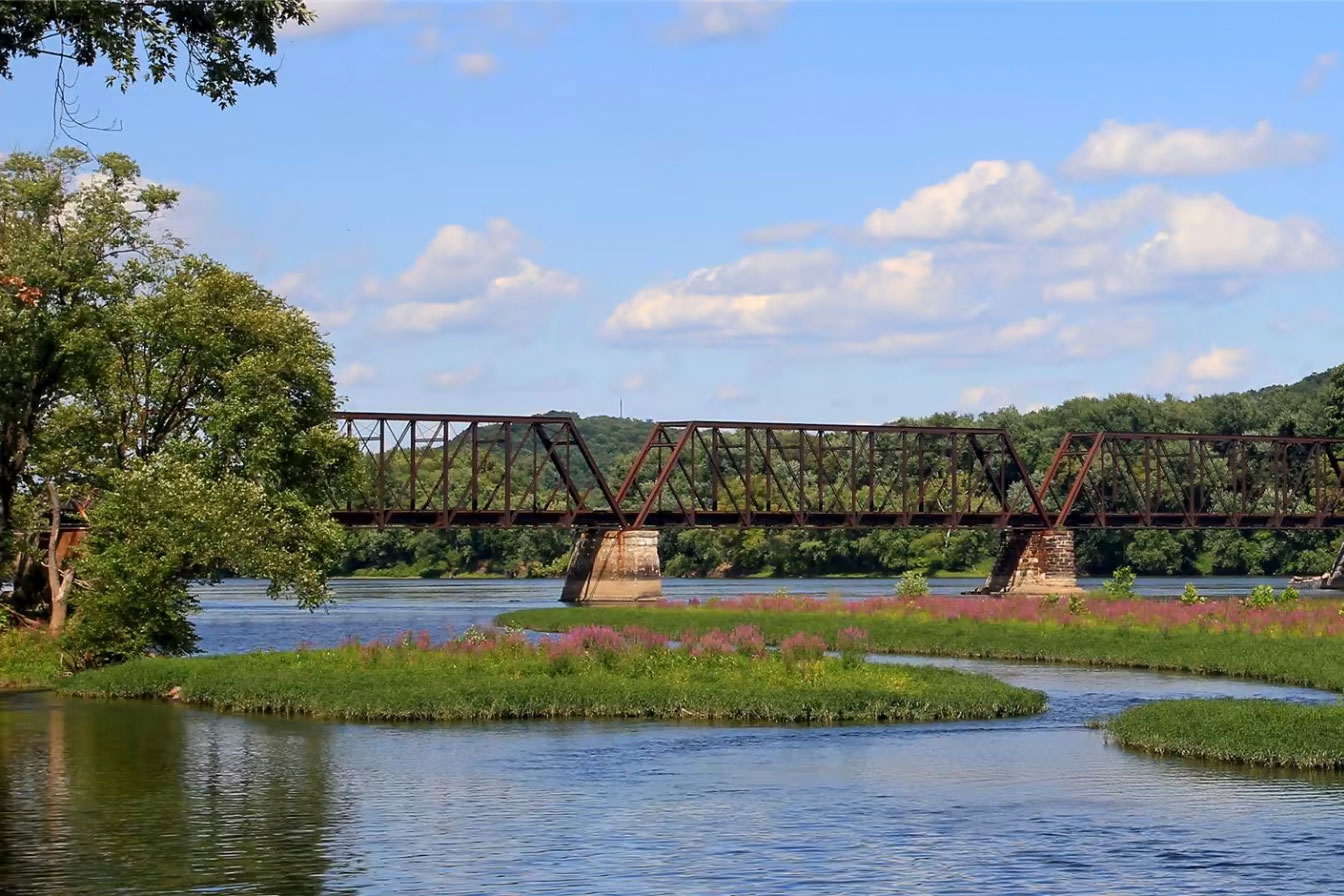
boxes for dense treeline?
[340,367,1344,580]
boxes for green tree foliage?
[1,149,352,661]
[0,1,312,107]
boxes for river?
[2,577,1342,894]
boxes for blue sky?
[2,2,1341,422]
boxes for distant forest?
[336,366,1344,579]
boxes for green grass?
[502,605,1344,768]
[1109,699,1344,769]
[61,639,1045,724]
[0,628,66,688]
[499,606,1344,693]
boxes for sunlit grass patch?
[63,625,1045,724]
[501,597,1344,693]
[1109,699,1344,769]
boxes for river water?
[3,577,1343,895]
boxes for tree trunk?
[45,481,73,635]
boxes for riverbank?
[0,629,64,688]
[63,624,1045,723]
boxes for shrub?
[1102,566,1138,599]
[1242,584,1278,608]
[1179,583,1206,606]
[895,569,929,598]
[1067,594,1088,615]
[1040,594,1061,607]
[1279,585,1300,604]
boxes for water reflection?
[0,692,345,895]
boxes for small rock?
[166,686,182,700]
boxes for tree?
[0,148,175,587]
[2,149,354,662]
[0,1,312,109]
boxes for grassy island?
[500,594,1344,691]
[1109,699,1344,769]
[62,624,1045,724]
[502,594,1344,767]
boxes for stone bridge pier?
[1291,539,1344,591]
[978,529,1082,595]
[561,529,663,603]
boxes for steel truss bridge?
[332,413,1344,531]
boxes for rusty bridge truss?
[1038,432,1344,529]
[332,414,624,528]
[330,414,1344,531]
[615,421,1048,529]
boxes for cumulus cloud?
[666,0,788,42]
[863,161,1163,242]
[958,386,1010,411]
[1061,121,1327,178]
[284,0,414,37]
[1301,51,1340,94]
[338,362,377,385]
[607,158,1338,369]
[603,248,967,340]
[456,52,498,77]
[376,219,580,333]
[1187,347,1250,382]
[427,365,484,391]
[742,220,825,245]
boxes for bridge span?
[331,413,1344,601]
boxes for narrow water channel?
[3,579,1342,895]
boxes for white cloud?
[1301,51,1340,94]
[306,306,356,328]
[608,159,1338,365]
[959,386,1009,411]
[427,366,484,391]
[1061,120,1328,178]
[603,248,968,340]
[1187,347,1250,382]
[1056,317,1155,358]
[666,0,788,41]
[284,0,412,37]
[995,315,1059,344]
[742,220,825,245]
[376,220,580,333]
[621,373,650,392]
[716,385,748,402]
[338,362,377,385]
[456,52,498,78]
[863,161,1162,242]
[271,271,356,329]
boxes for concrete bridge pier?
[978,529,1082,595]
[561,529,662,603]
[1290,539,1344,591]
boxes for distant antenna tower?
[619,397,623,418]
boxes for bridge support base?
[561,530,662,603]
[1290,539,1344,591]
[978,529,1081,595]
